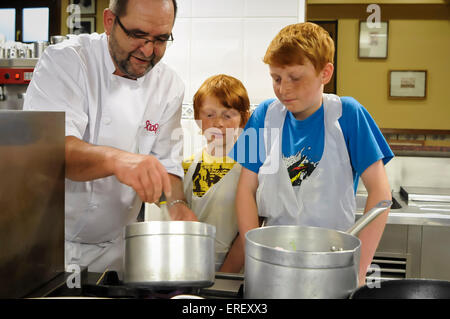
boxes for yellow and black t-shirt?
[183,151,236,197]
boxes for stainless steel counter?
[356,192,450,226]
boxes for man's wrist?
[105,147,122,176]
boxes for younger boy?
[231,23,393,284]
[183,74,250,272]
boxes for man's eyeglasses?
[115,16,174,48]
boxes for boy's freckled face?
[197,95,242,147]
[269,59,325,120]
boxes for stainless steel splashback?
[357,156,450,193]
[0,110,65,298]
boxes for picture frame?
[70,17,96,35]
[389,70,427,99]
[71,0,96,15]
[358,21,388,59]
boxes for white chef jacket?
[23,33,185,272]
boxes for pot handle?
[346,200,392,237]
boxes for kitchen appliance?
[0,37,67,110]
[123,221,216,288]
[244,200,392,299]
[350,279,450,299]
[400,186,450,203]
[0,110,65,298]
[0,58,38,110]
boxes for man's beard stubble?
[108,31,161,79]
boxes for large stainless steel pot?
[123,221,216,288]
[244,200,392,299]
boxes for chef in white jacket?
[23,0,197,274]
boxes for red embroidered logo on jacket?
[145,120,159,133]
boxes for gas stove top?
[26,269,244,299]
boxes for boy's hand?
[168,202,198,221]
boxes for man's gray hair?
[109,0,178,18]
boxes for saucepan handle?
[346,200,392,237]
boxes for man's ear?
[321,63,334,85]
[103,9,115,36]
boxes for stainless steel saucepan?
[123,221,216,288]
[244,200,392,299]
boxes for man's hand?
[112,152,172,203]
[65,136,172,203]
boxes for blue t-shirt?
[229,96,394,192]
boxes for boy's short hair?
[263,22,335,74]
[193,74,250,126]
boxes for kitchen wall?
[163,0,305,105]
[308,1,450,130]
[171,0,305,157]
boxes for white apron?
[183,151,241,271]
[256,94,356,231]
[64,78,162,275]
[65,237,125,275]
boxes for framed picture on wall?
[358,21,388,59]
[389,70,427,99]
[70,17,96,35]
[71,0,96,15]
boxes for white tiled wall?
[162,0,306,105]
[191,18,244,92]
